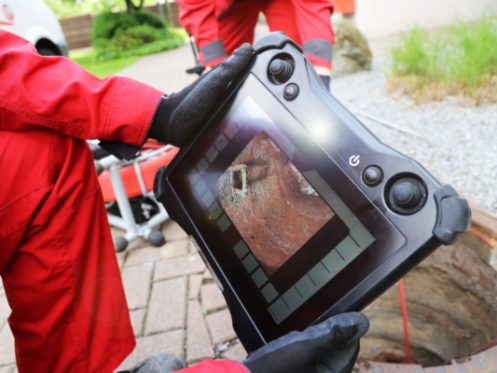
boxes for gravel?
[331,66,497,215]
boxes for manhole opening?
[360,233,497,366]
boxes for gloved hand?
[99,44,254,160]
[243,312,369,373]
[148,43,255,147]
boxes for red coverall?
[179,0,335,74]
[0,31,247,373]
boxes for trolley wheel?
[115,236,129,253]
[147,230,165,247]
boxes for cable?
[397,279,412,363]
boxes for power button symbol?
[349,155,360,167]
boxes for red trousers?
[179,0,335,69]
[0,130,135,372]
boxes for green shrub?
[91,10,183,61]
[92,11,139,42]
[112,25,164,50]
[133,11,166,29]
[112,28,186,58]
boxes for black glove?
[148,43,255,146]
[243,312,369,373]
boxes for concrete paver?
[154,253,206,281]
[188,274,203,300]
[160,239,190,259]
[200,283,225,313]
[130,308,146,337]
[186,300,215,363]
[122,262,154,310]
[125,247,163,266]
[202,269,213,281]
[0,296,11,331]
[145,277,187,334]
[161,220,189,242]
[0,325,15,367]
[221,341,247,362]
[116,251,126,270]
[206,309,237,345]
[0,366,15,373]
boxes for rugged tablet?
[154,33,471,352]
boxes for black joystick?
[269,58,294,83]
[393,182,422,208]
[388,177,427,214]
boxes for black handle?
[433,185,471,244]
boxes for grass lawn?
[71,49,140,78]
[390,18,497,105]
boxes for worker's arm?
[178,0,228,66]
[0,30,162,145]
[0,30,253,157]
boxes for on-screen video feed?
[217,132,334,275]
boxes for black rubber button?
[392,181,422,209]
[269,59,294,83]
[387,176,427,215]
[362,166,383,186]
[283,83,299,101]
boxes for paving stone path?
[115,221,247,371]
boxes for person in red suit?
[0,30,367,373]
[178,0,335,88]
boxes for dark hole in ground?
[359,232,497,366]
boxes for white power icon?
[349,155,360,167]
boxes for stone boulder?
[332,20,373,78]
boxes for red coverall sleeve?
[175,359,249,373]
[0,30,163,145]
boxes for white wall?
[353,0,497,38]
